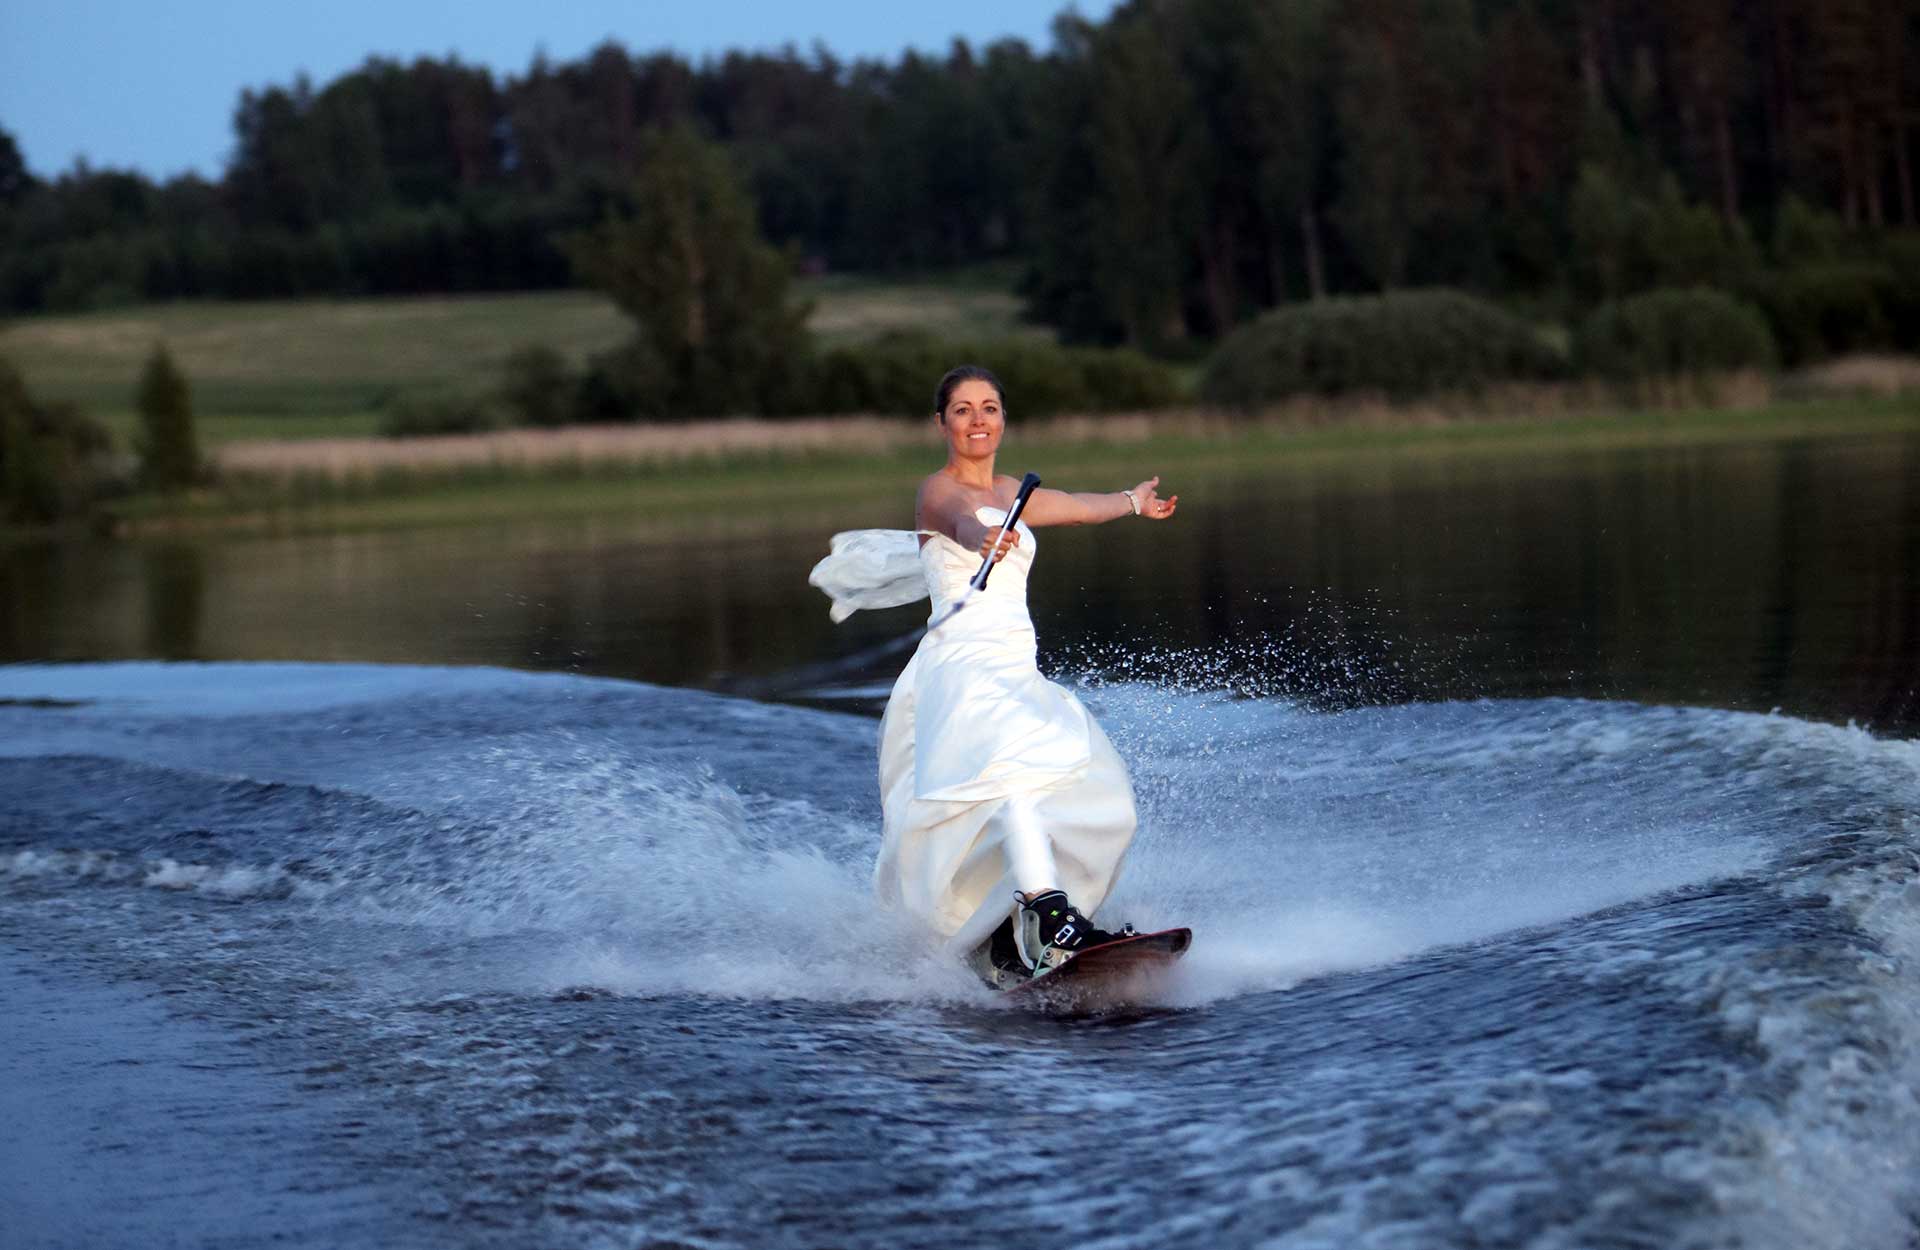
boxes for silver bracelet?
[1123,489,1140,515]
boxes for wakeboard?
[996,927,1192,1013]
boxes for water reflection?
[143,543,206,659]
[2,431,1915,733]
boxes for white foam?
[1703,815,1920,1250]
[2,849,316,900]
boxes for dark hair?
[934,364,1005,418]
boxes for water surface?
[4,431,1915,729]
[3,428,1918,1248]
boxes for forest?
[2,0,1916,357]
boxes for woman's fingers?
[978,529,1020,561]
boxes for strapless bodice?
[920,507,1036,634]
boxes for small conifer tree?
[136,343,199,490]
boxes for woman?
[810,365,1178,985]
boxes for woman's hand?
[1130,476,1179,521]
[978,527,1021,563]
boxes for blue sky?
[0,0,1121,180]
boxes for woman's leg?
[999,792,1057,899]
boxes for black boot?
[1017,889,1127,972]
[985,914,1027,981]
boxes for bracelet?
[1123,489,1140,516]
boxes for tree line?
[2,0,1917,350]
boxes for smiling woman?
[811,363,1180,986]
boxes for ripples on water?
[2,661,1917,1249]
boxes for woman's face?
[939,379,1005,463]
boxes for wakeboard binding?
[972,890,1189,1007]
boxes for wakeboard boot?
[970,891,1136,989]
[1015,889,1132,975]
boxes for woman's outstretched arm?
[1021,476,1179,527]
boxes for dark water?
[3,430,1919,1249]
[4,431,1918,729]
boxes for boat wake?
[3,662,1916,1248]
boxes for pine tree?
[136,343,200,491]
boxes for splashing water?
[3,660,1917,1248]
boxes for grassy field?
[0,272,1040,445]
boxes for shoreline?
[8,391,1918,541]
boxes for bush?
[569,340,671,424]
[497,344,576,427]
[1756,262,1894,365]
[1,355,115,524]
[378,390,506,438]
[1569,168,1760,301]
[1574,287,1777,381]
[807,332,1177,418]
[1642,183,1762,294]
[1199,289,1564,408]
[1076,344,1181,411]
[1770,195,1848,267]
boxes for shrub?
[810,334,942,415]
[1756,262,1894,365]
[1074,344,1180,411]
[378,390,506,438]
[1770,196,1848,267]
[1199,289,1564,408]
[1574,287,1777,381]
[1642,183,1763,294]
[569,340,671,424]
[497,344,576,427]
[1,355,115,524]
[808,333,1178,418]
[136,343,200,490]
[1569,168,1760,301]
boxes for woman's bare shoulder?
[916,471,949,513]
[915,471,959,535]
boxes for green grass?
[799,264,1042,347]
[0,291,635,444]
[0,273,1044,445]
[92,394,1920,539]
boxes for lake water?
[6,429,1918,729]
[3,428,1918,1248]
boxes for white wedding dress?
[810,508,1137,954]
